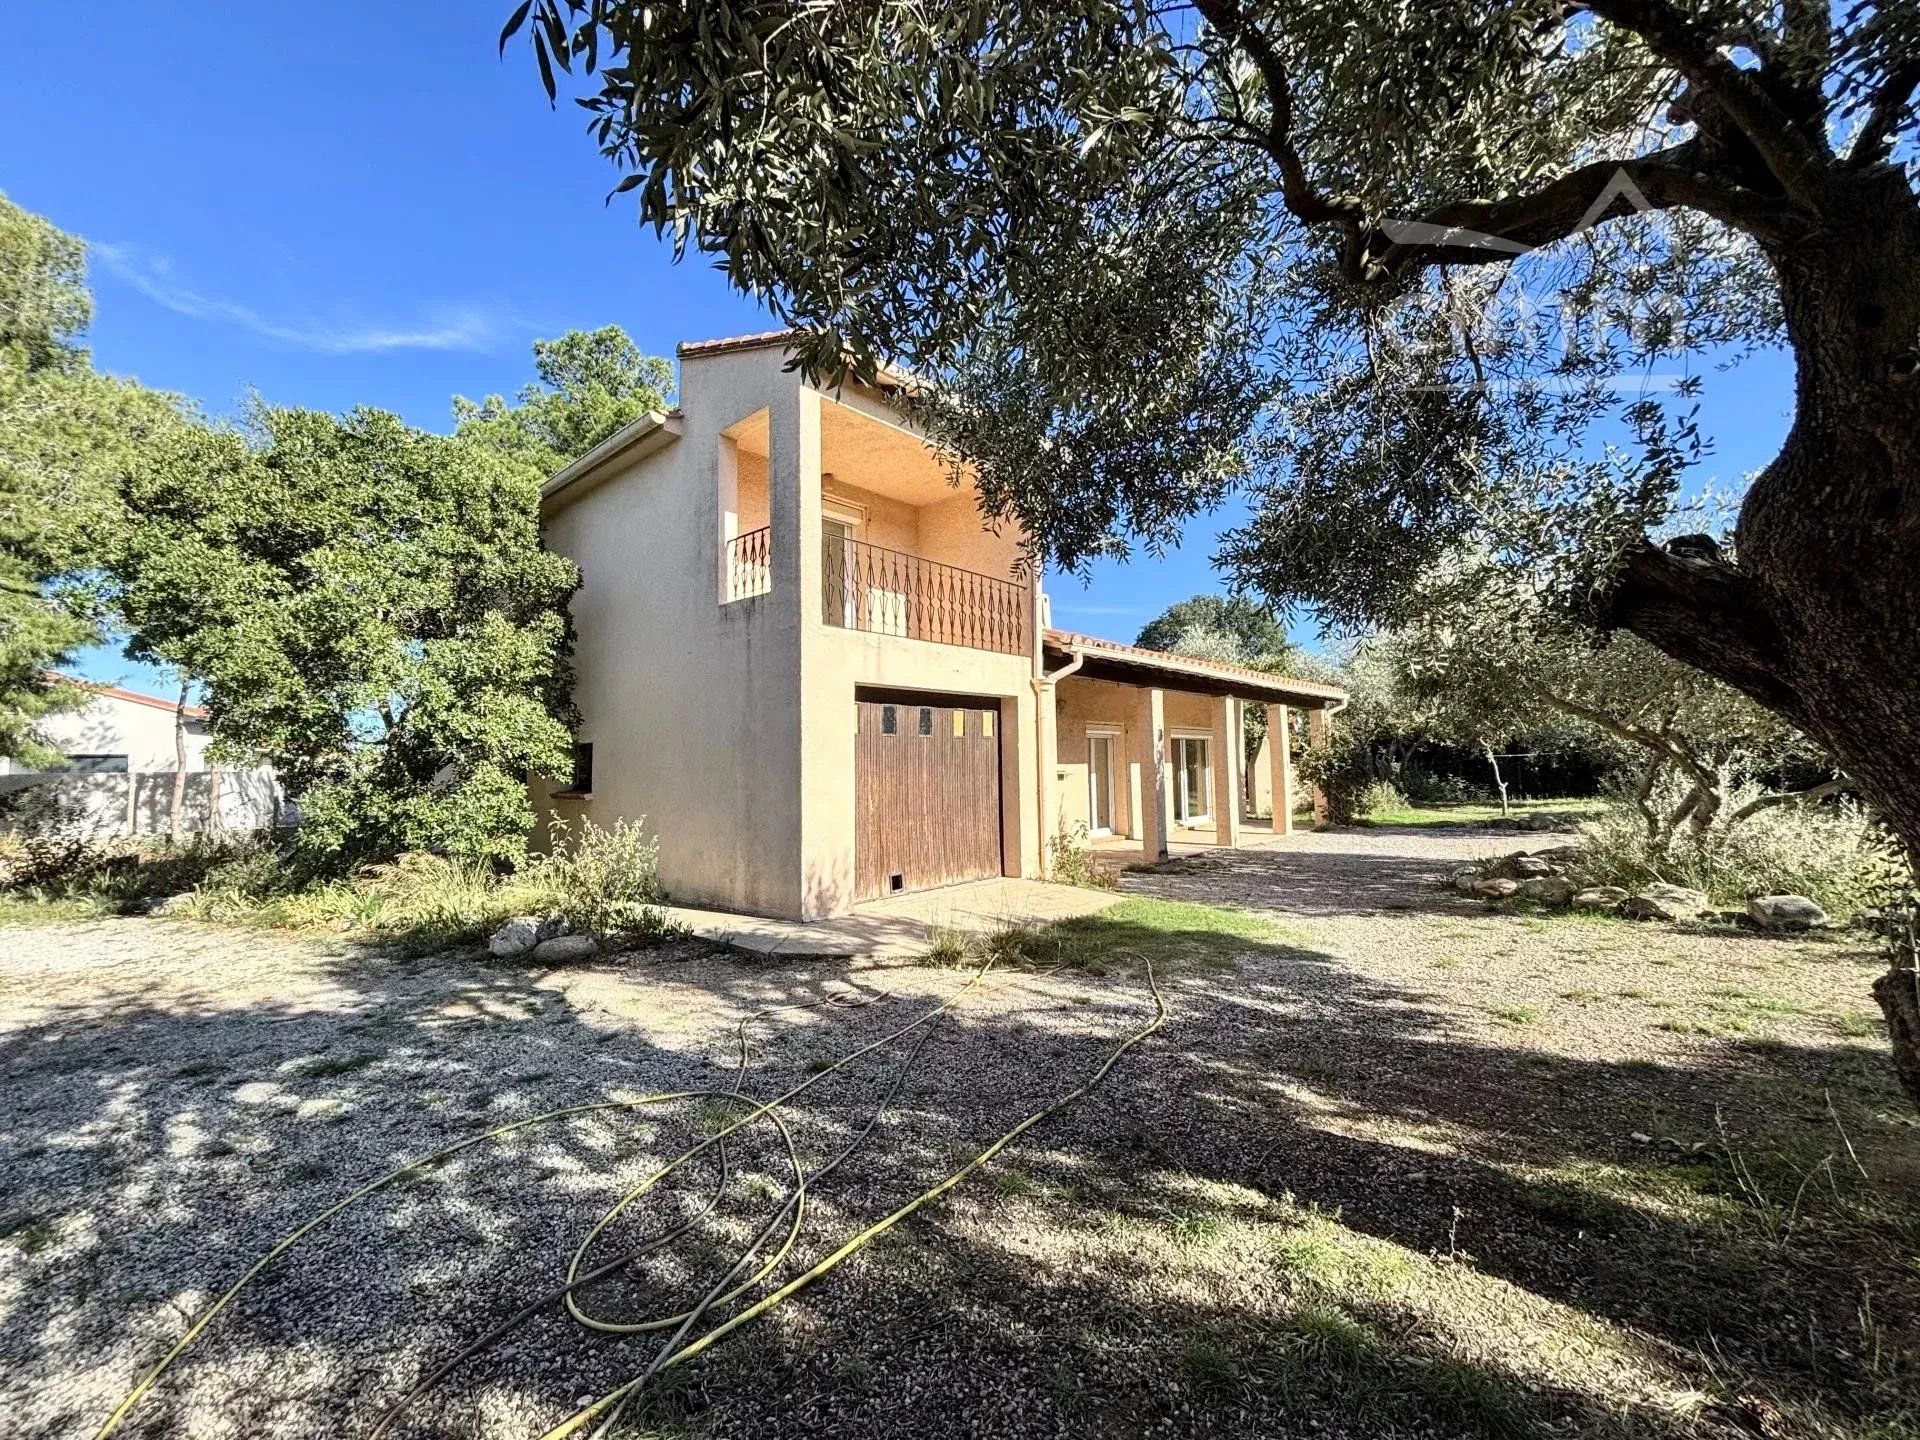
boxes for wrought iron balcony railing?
[822,535,1028,657]
[724,525,772,602]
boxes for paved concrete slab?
[663,877,1123,960]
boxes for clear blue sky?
[3,2,1796,698]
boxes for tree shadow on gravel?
[2,914,1915,1439]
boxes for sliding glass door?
[1173,736,1211,825]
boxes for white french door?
[1087,734,1116,836]
[1173,736,1211,825]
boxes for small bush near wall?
[1049,823,1117,890]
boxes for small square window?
[917,707,933,736]
[881,705,898,735]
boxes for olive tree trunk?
[1607,171,1920,1106]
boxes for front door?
[1087,733,1116,836]
[854,693,1003,900]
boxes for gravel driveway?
[2,826,1911,1440]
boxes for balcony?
[822,535,1028,657]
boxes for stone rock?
[1528,844,1582,862]
[1450,868,1484,894]
[488,915,542,958]
[534,913,571,943]
[1621,883,1712,922]
[152,893,196,917]
[1516,875,1576,906]
[1525,812,1573,832]
[1572,886,1629,909]
[531,933,600,964]
[1469,877,1520,899]
[1510,854,1558,878]
[1747,894,1828,932]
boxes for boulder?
[1524,812,1574,832]
[1747,894,1828,932]
[1469,877,1520,899]
[1572,886,1629,909]
[1450,868,1484,894]
[488,915,542,958]
[1510,854,1558,878]
[534,913,571,943]
[531,933,601,964]
[1621,883,1712,922]
[1516,875,1576,906]
[153,893,196,917]
[1528,844,1582,863]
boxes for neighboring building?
[537,331,1346,921]
[0,677,281,836]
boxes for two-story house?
[536,332,1346,921]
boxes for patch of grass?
[1285,1301,1381,1362]
[1431,953,1460,970]
[689,1098,745,1137]
[984,1165,1043,1198]
[1660,1015,1746,1037]
[1360,797,1605,829]
[918,924,973,969]
[1166,1209,1230,1253]
[1484,1003,1539,1026]
[1177,1329,1242,1398]
[1834,1009,1883,1038]
[1557,988,1603,1003]
[0,893,112,926]
[999,897,1310,975]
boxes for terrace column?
[1270,704,1295,836]
[1036,684,1062,872]
[1307,705,1332,824]
[1133,686,1169,863]
[1212,695,1243,848]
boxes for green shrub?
[524,817,671,942]
[1355,779,1409,818]
[1048,822,1117,890]
[1574,772,1906,920]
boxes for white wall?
[0,687,281,836]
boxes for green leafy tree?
[1135,594,1290,662]
[454,324,672,474]
[111,404,579,868]
[1137,592,1294,774]
[503,1,1920,865]
[1394,581,1834,844]
[0,192,98,764]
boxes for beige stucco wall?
[541,344,1042,920]
[1052,677,1143,840]
[538,346,810,917]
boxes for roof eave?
[540,410,683,509]
[1044,631,1346,708]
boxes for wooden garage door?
[855,693,1002,900]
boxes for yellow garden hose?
[92,953,1166,1440]
[555,954,1166,1440]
